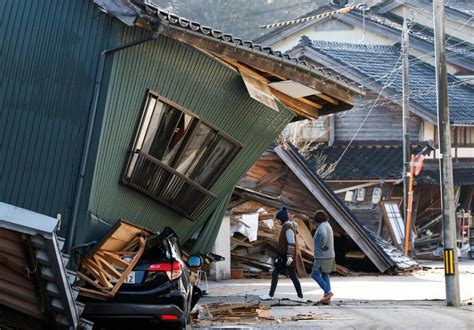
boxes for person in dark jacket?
[260,207,305,302]
[312,210,336,304]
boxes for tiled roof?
[417,160,474,185]
[94,0,359,93]
[304,143,474,185]
[305,143,404,181]
[299,39,474,125]
[368,10,474,64]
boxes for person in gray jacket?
[312,210,336,303]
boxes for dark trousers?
[269,266,303,298]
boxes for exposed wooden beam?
[313,93,339,105]
[297,96,323,110]
[220,56,321,119]
[255,167,289,191]
[270,89,320,119]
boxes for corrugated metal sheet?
[0,0,114,232]
[85,27,294,246]
[0,202,84,328]
[191,190,233,254]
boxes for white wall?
[270,19,394,52]
[209,215,231,281]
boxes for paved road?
[191,260,474,329]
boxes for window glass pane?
[136,96,158,150]
[142,99,164,153]
[148,104,182,160]
[191,136,236,189]
[162,113,193,165]
[175,122,215,175]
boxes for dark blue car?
[81,227,202,329]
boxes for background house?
[252,0,473,257]
[230,145,417,275]
[256,0,474,78]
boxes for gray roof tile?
[301,39,474,125]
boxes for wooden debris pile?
[415,211,472,259]
[193,302,262,322]
[77,220,151,300]
[230,202,315,277]
[191,301,325,324]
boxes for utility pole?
[433,0,461,307]
[401,15,411,256]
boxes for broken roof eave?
[95,0,366,119]
[156,22,360,103]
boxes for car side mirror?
[187,255,202,268]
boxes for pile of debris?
[192,302,264,322]
[415,211,472,259]
[192,301,325,324]
[230,205,313,277]
[77,221,151,300]
[230,203,354,277]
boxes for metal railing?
[122,151,217,221]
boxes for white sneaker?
[291,297,307,303]
[259,294,274,300]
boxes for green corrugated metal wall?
[0,0,114,234]
[85,26,294,248]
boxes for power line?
[331,55,403,167]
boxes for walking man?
[260,207,305,302]
[312,210,335,304]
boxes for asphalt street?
[191,260,474,329]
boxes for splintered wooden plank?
[94,255,122,279]
[109,251,137,256]
[231,237,254,248]
[110,236,147,296]
[231,254,272,270]
[98,251,130,269]
[79,287,113,301]
[122,237,139,252]
[255,167,289,191]
[77,271,110,293]
[92,256,114,288]
[96,220,151,253]
[82,260,113,289]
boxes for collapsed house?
[1,0,364,324]
[230,145,417,275]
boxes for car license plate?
[125,271,135,284]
